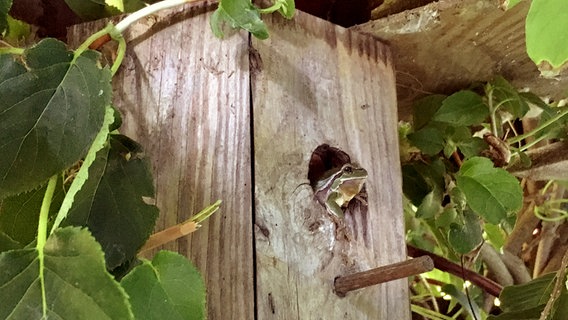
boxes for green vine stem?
[50,106,115,235]
[0,46,24,55]
[115,0,200,33]
[534,199,568,221]
[507,108,568,145]
[486,86,499,136]
[109,29,126,76]
[37,174,58,318]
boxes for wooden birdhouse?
[69,2,410,319]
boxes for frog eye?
[343,166,353,174]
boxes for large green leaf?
[0,178,64,250]
[0,227,133,319]
[432,91,489,126]
[64,0,146,19]
[0,38,111,199]
[121,251,206,320]
[411,94,446,130]
[408,126,445,155]
[61,135,159,270]
[456,157,522,224]
[526,0,568,73]
[0,232,20,251]
[63,0,115,20]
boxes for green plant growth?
[505,0,568,76]
[401,76,568,319]
[0,0,292,318]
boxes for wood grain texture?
[356,0,568,119]
[252,12,409,320]
[69,3,254,319]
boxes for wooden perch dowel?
[334,256,434,296]
[138,220,199,255]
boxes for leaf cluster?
[488,273,568,320]
[0,18,205,320]
[403,76,568,317]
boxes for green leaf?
[63,0,117,20]
[412,94,446,130]
[489,76,529,118]
[210,0,269,39]
[436,207,457,229]
[448,209,483,254]
[0,38,111,199]
[408,126,445,155]
[444,126,487,159]
[51,105,115,233]
[0,0,10,34]
[456,157,522,224]
[441,284,482,319]
[519,91,549,109]
[450,186,467,211]
[458,137,487,159]
[488,273,568,320]
[416,189,442,219]
[0,232,21,251]
[402,165,431,205]
[484,223,506,250]
[121,251,206,320]
[402,159,446,206]
[526,0,568,72]
[0,178,64,248]
[0,227,133,319]
[3,15,32,44]
[0,53,25,78]
[106,0,146,13]
[535,104,568,140]
[62,134,159,270]
[433,91,489,126]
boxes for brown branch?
[407,245,503,297]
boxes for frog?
[314,163,368,218]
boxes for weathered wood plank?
[68,3,254,319]
[356,0,568,119]
[252,12,409,319]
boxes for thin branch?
[479,243,514,286]
[539,248,568,320]
[407,245,503,297]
